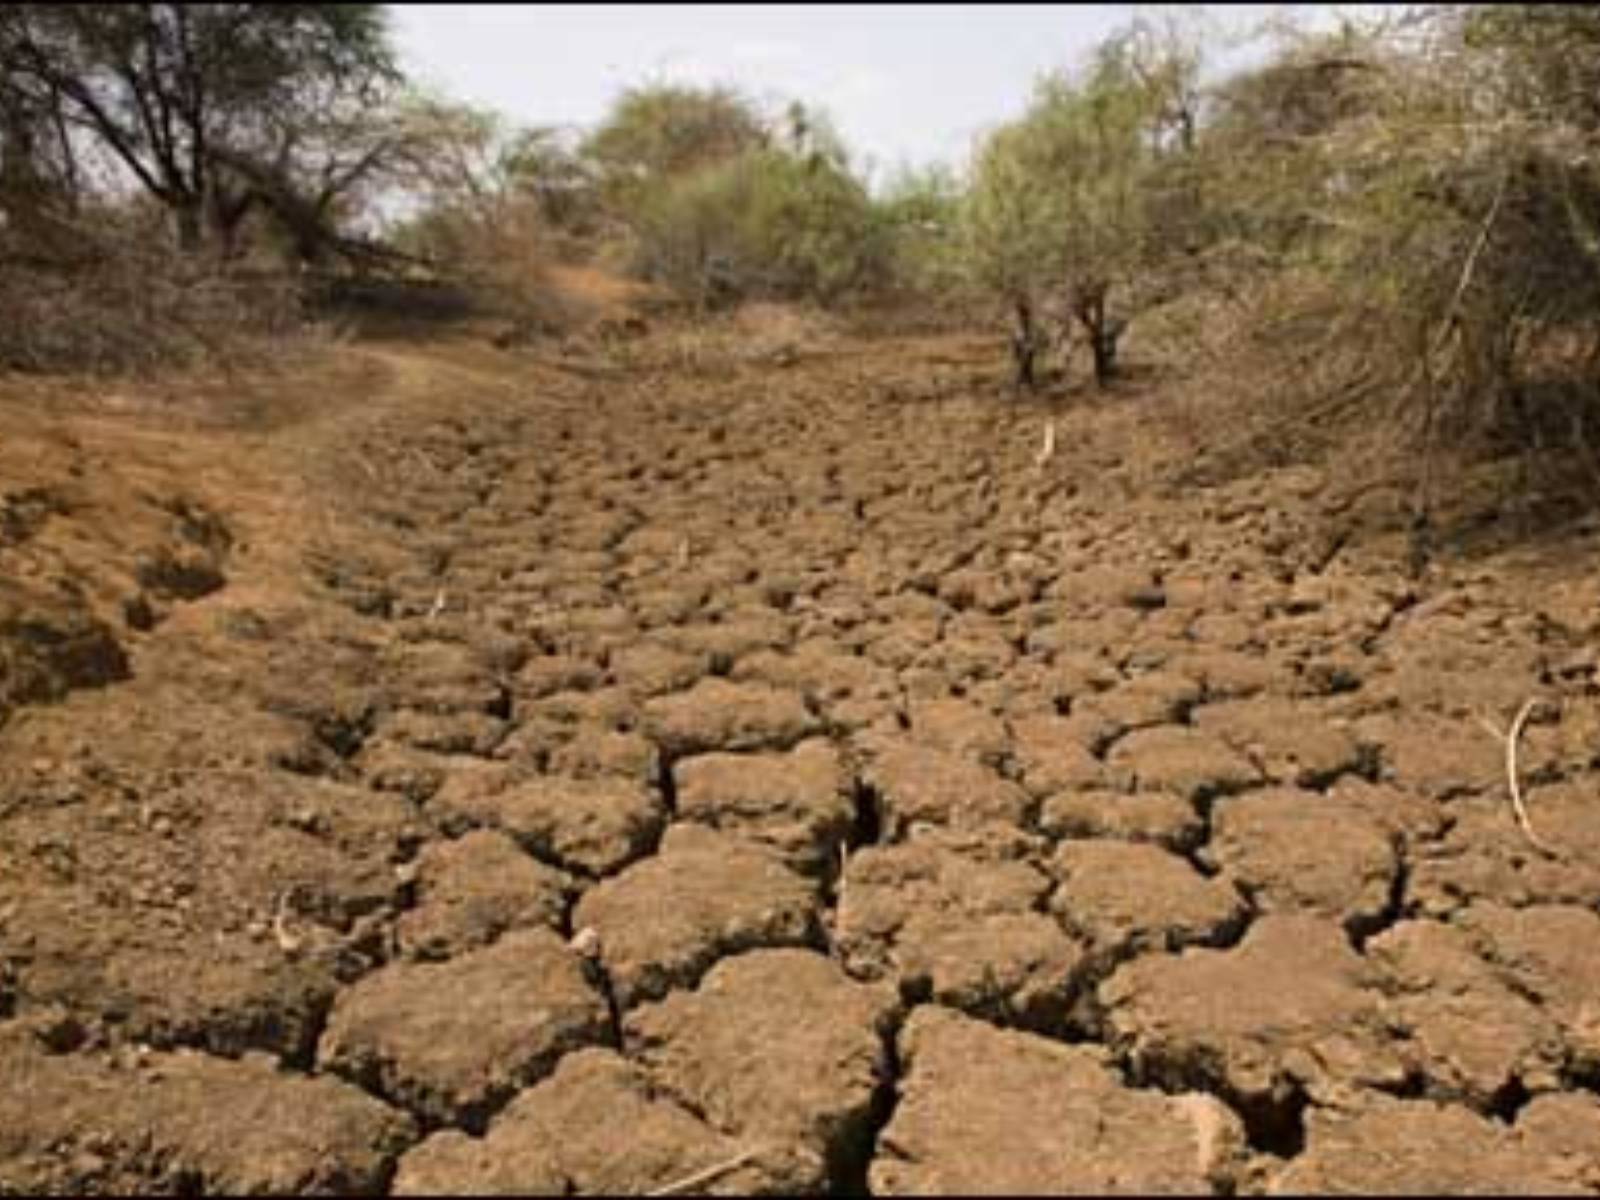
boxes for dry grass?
[0,247,306,377]
[604,300,844,378]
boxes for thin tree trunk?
[1090,325,1113,388]
[1075,285,1111,389]
[1011,295,1039,393]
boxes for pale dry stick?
[271,889,305,956]
[1428,169,1510,368]
[1479,698,1558,857]
[426,589,446,620]
[645,1148,761,1198]
[1034,419,1057,469]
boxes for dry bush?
[728,301,841,354]
[399,194,593,344]
[605,299,842,378]
[1145,268,1399,482]
[0,230,305,376]
[1149,9,1600,532]
[631,142,888,310]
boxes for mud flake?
[904,695,1010,766]
[1049,838,1247,956]
[1164,648,1279,701]
[623,948,896,1189]
[0,1030,415,1195]
[1105,725,1262,803]
[1195,696,1369,789]
[1455,902,1600,1072]
[673,739,853,874]
[608,641,708,698]
[1269,1094,1585,1195]
[316,927,609,1129]
[862,739,1032,837]
[572,824,821,1008]
[391,1048,791,1195]
[1408,784,1600,917]
[835,826,1051,987]
[395,829,571,961]
[1009,715,1107,797]
[1357,711,1503,800]
[1038,789,1205,852]
[871,1007,1247,1195]
[642,679,818,757]
[1100,914,1405,1112]
[895,910,1087,1030]
[1090,671,1202,731]
[369,709,508,757]
[1207,786,1399,933]
[1515,1093,1600,1192]
[431,774,663,877]
[1366,918,1565,1108]
[731,641,896,709]
[543,726,658,783]
[516,653,604,699]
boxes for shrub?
[963,21,1205,389]
[0,215,302,375]
[632,143,888,308]
[1195,9,1600,514]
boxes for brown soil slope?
[2,302,1600,1195]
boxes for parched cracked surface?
[3,326,1600,1194]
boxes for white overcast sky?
[389,4,1389,186]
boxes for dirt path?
[3,316,1600,1194]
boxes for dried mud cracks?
[4,338,1600,1195]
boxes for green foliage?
[633,137,886,307]
[874,162,967,297]
[584,83,767,212]
[962,21,1204,384]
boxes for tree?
[498,125,596,232]
[0,4,398,252]
[632,136,885,308]
[583,82,767,213]
[875,161,966,300]
[382,95,589,259]
[0,77,81,256]
[964,26,1192,390]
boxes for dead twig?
[271,889,305,956]
[645,1149,760,1198]
[1427,170,1509,370]
[1480,698,1558,857]
[1034,419,1057,469]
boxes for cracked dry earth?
[3,314,1600,1196]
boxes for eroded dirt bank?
[3,314,1600,1195]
